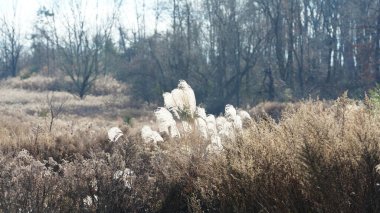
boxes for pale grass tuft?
[224,104,237,121]
[216,116,233,139]
[195,116,208,139]
[108,127,123,142]
[141,125,164,144]
[163,92,180,119]
[196,107,207,119]
[238,109,252,122]
[168,80,197,119]
[181,120,193,133]
[206,114,218,136]
[154,107,180,138]
[178,80,196,116]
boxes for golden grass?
[0,78,380,212]
[1,74,128,95]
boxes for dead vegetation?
[1,90,380,212]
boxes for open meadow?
[1,0,380,211]
[0,75,380,212]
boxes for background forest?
[2,1,380,212]
[1,0,380,112]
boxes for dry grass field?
[1,75,380,212]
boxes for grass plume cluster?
[1,85,380,212]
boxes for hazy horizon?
[0,0,171,43]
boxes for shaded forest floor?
[1,75,380,212]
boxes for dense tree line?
[1,0,380,112]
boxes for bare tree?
[42,0,122,99]
[46,92,68,132]
[0,0,377,107]
[0,17,23,77]
[31,7,57,76]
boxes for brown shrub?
[1,97,380,212]
[250,101,290,121]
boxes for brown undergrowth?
[1,96,380,212]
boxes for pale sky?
[0,0,171,41]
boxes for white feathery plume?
[206,114,218,137]
[206,135,223,153]
[170,126,181,138]
[169,80,197,119]
[163,92,180,119]
[216,116,227,133]
[141,125,164,144]
[194,107,208,138]
[108,127,123,142]
[181,120,193,133]
[225,105,244,131]
[178,80,197,117]
[225,104,237,122]
[154,107,180,138]
[233,115,243,131]
[195,117,208,139]
[195,107,207,119]
[216,116,233,138]
[211,134,222,146]
[145,81,252,153]
[163,92,175,108]
[238,110,252,122]
[171,88,186,112]
[113,168,135,189]
[154,107,175,131]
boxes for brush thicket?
[0,96,380,212]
